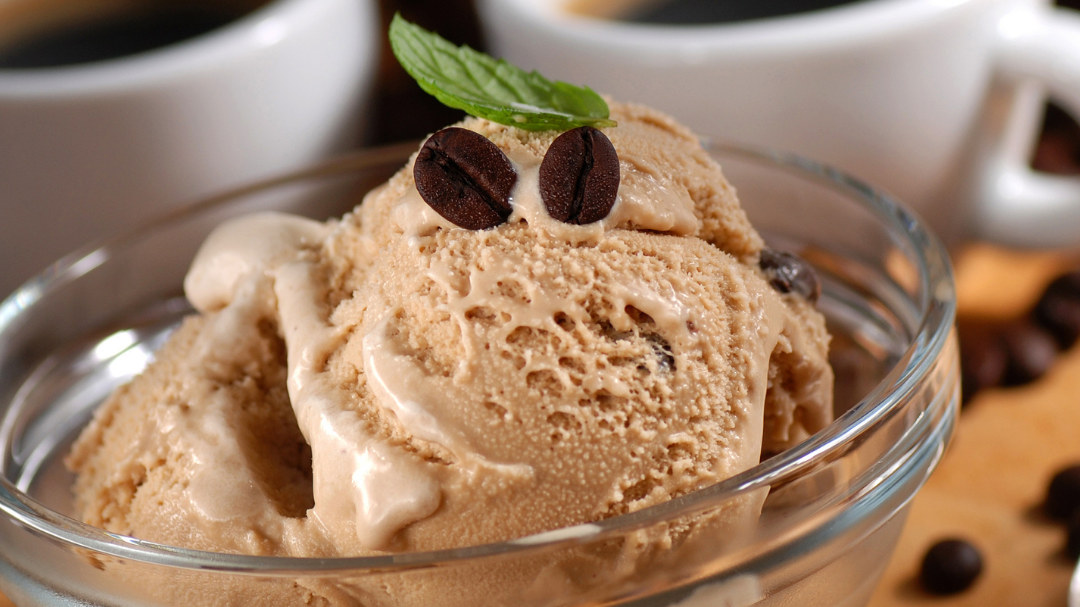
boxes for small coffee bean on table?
[1045,464,1080,520]
[957,320,1008,405]
[1033,270,1080,349]
[1000,320,1058,386]
[1066,513,1080,560]
[954,266,1080,404]
[919,538,983,595]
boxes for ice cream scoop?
[68,97,832,564]
[64,19,833,605]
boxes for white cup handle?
[976,5,1080,247]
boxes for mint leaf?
[389,14,616,132]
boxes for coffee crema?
[0,0,268,69]
[565,0,862,24]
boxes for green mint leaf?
[389,14,616,132]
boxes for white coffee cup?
[0,0,378,297]
[476,0,1080,248]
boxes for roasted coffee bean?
[414,127,516,230]
[1045,464,1080,520]
[1033,271,1080,349]
[539,126,620,225]
[1067,513,1080,559]
[1001,320,1058,386]
[759,249,820,303]
[919,539,983,595]
[957,320,1008,405]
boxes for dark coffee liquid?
[0,7,247,69]
[625,0,862,24]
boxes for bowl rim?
[0,140,956,575]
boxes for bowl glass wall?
[0,143,957,607]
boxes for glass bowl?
[0,142,957,607]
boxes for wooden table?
[869,245,1080,607]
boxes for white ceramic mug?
[0,0,378,297]
[476,0,1080,248]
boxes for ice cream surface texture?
[66,101,833,603]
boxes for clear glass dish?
[0,142,957,607]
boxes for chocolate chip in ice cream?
[644,332,676,373]
[539,126,620,225]
[1045,464,1080,520]
[414,127,516,230]
[759,249,821,303]
[919,538,983,595]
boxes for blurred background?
[368,0,1079,178]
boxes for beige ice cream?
[66,101,833,603]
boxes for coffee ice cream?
[66,100,833,604]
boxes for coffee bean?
[957,320,1008,405]
[539,126,620,225]
[919,539,983,595]
[1067,513,1080,559]
[414,127,516,230]
[1033,271,1080,349]
[1046,464,1080,520]
[1001,320,1058,386]
[758,249,821,303]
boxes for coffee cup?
[476,0,1080,248]
[0,0,378,297]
